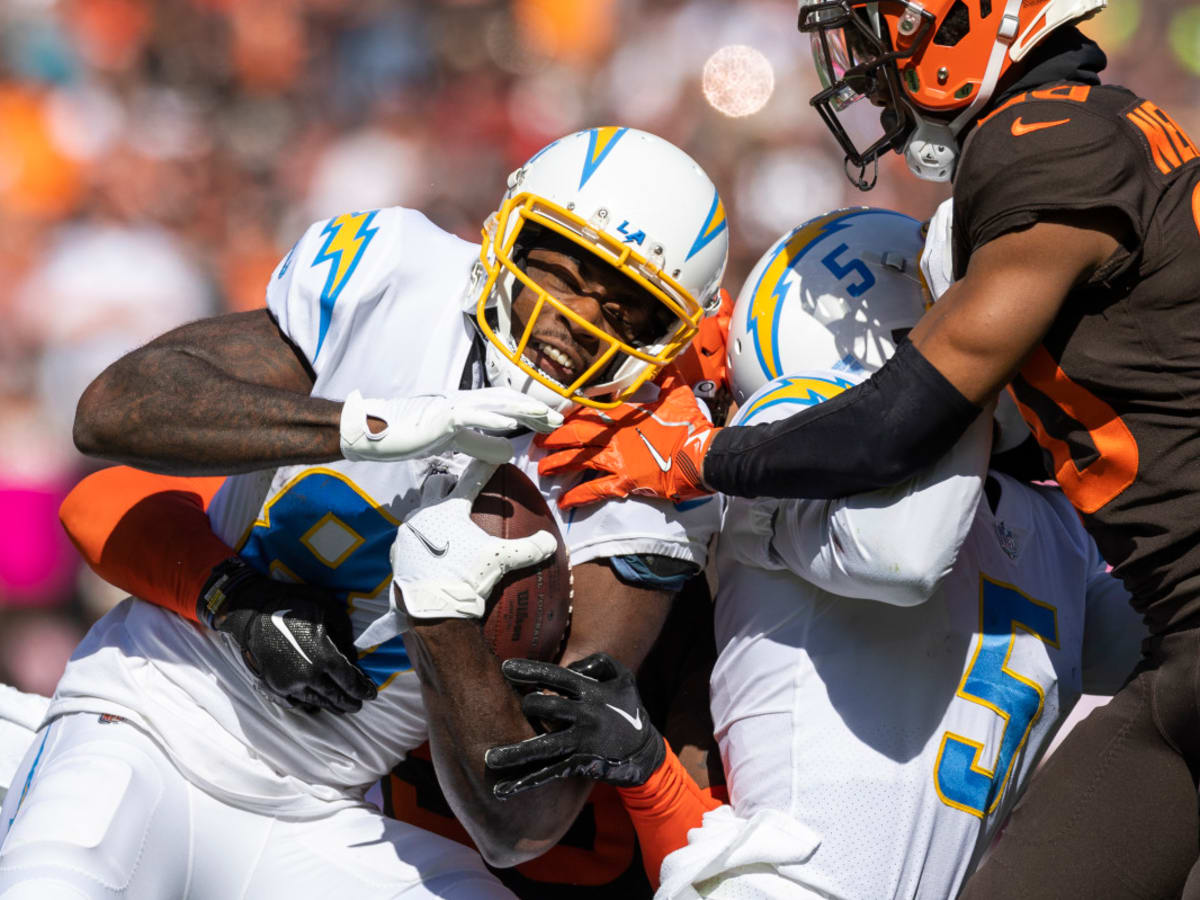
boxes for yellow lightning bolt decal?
[739,374,856,424]
[745,209,860,381]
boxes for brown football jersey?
[953,82,1200,634]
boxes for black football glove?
[485,652,666,798]
[198,556,378,714]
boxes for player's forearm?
[406,618,591,868]
[74,345,342,474]
[704,341,980,500]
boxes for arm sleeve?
[726,408,991,605]
[705,340,980,500]
[616,743,723,890]
[1080,542,1146,695]
[59,467,231,623]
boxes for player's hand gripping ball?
[356,460,571,661]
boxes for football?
[471,464,572,662]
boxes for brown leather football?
[470,464,572,662]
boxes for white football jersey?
[49,207,719,818]
[699,373,1142,900]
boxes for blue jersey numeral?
[934,576,1060,818]
[237,468,411,689]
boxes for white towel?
[656,805,823,900]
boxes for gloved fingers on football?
[480,530,558,579]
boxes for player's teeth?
[520,351,566,387]
[541,345,575,373]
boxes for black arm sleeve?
[705,340,981,499]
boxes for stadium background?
[0,0,1195,694]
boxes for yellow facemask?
[475,192,707,409]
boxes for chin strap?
[846,156,880,192]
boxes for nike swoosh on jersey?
[1011,117,1071,136]
[406,523,448,557]
[636,428,672,473]
[604,702,644,731]
[270,610,314,665]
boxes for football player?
[487,209,1145,898]
[0,128,728,898]
[528,4,1200,894]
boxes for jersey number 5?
[934,576,1060,819]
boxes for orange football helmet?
[798,0,1106,186]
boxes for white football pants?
[0,713,515,900]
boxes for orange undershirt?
[58,466,231,622]
[618,743,726,887]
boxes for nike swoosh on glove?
[340,388,563,464]
[354,459,558,649]
[484,652,666,797]
[199,556,378,714]
[536,367,719,509]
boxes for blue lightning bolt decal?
[736,374,857,425]
[311,210,380,361]
[579,127,629,189]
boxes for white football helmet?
[467,127,729,411]
[727,207,927,406]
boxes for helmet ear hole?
[932,1,970,47]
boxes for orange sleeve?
[617,742,724,890]
[59,466,232,623]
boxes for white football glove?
[354,460,558,650]
[340,388,564,465]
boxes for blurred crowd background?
[0,0,1196,693]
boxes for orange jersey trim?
[1011,347,1139,515]
[59,466,230,622]
[977,84,1092,129]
